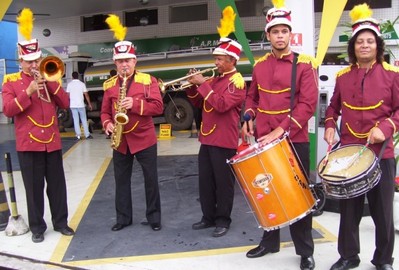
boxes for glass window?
[169,3,208,23]
[125,9,158,27]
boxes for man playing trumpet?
[186,6,246,237]
[2,8,74,243]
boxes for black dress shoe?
[376,264,394,270]
[246,245,279,258]
[32,233,44,243]
[111,222,131,231]
[300,255,315,270]
[54,226,75,236]
[151,223,162,231]
[212,227,229,237]
[192,221,215,230]
[330,258,360,270]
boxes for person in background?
[66,71,93,140]
[186,6,246,238]
[101,14,163,232]
[324,4,398,270]
[241,1,318,269]
[2,8,74,243]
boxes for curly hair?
[347,29,385,65]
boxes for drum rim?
[229,136,288,164]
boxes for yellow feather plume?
[16,8,34,41]
[105,14,127,41]
[349,3,373,23]
[217,6,236,38]
[272,0,286,9]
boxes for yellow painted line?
[60,218,335,267]
[62,140,82,160]
[49,157,112,263]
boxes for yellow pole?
[0,0,13,21]
[315,0,348,67]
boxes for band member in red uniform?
[101,15,163,232]
[324,4,398,270]
[186,6,246,238]
[241,1,318,269]
[2,8,74,243]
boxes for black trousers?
[18,150,69,234]
[198,144,237,228]
[259,142,314,257]
[337,158,395,266]
[113,144,161,225]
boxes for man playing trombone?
[2,8,74,243]
[186,6,246,237]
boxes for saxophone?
[111,72,129,150]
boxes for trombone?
[35,56,65,102]
[159,67,217,93]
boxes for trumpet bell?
[39,56,65,82]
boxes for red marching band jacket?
[2,71,69,152]
[101,71,163,155]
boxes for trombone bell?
[39,56,65,82]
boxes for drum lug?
[263,188,270,194]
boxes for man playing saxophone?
[101,15,163,232]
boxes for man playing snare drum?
[323,4,398,270]
[241,0,318,269]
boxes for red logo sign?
[291,33,303,46]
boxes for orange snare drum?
[228,135,316,231]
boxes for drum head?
[318,145,376,181]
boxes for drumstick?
[346,141,370,169]
[319,144,332,174]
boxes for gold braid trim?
[187,92,199,98]
[140,100,144,115]
[27,116,55,128]
[258,85,290,94]
[258,108,290,115]
[288,115,302,129]
[203,90,214,112]
[297,54,318,69]
[345,122,379,139]
[15,98,24,112]
[229,73,245,89]
[385,118,397,134]
[135,72,151,85]
[254,53,272,67]
[103,77,118,91]
[200,122,216,136]
[382,62,399,73]
[336,66,352,78]
[343,100,383,110]
[53,83,61,95]
[325,117,336,125]
[122,121,139,134]
[29,132,55,143]
[2,72,21,85]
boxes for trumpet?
[35,56,65,102]
[159,67,217,93]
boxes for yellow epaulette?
[103,76,118,91]
[135,71,151,85]
[297,54,318,69]
[230,73,245,89]
[254,53,272,67]
[336,65,352,78]
[2,72,21,86]
[382,62,399,73]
